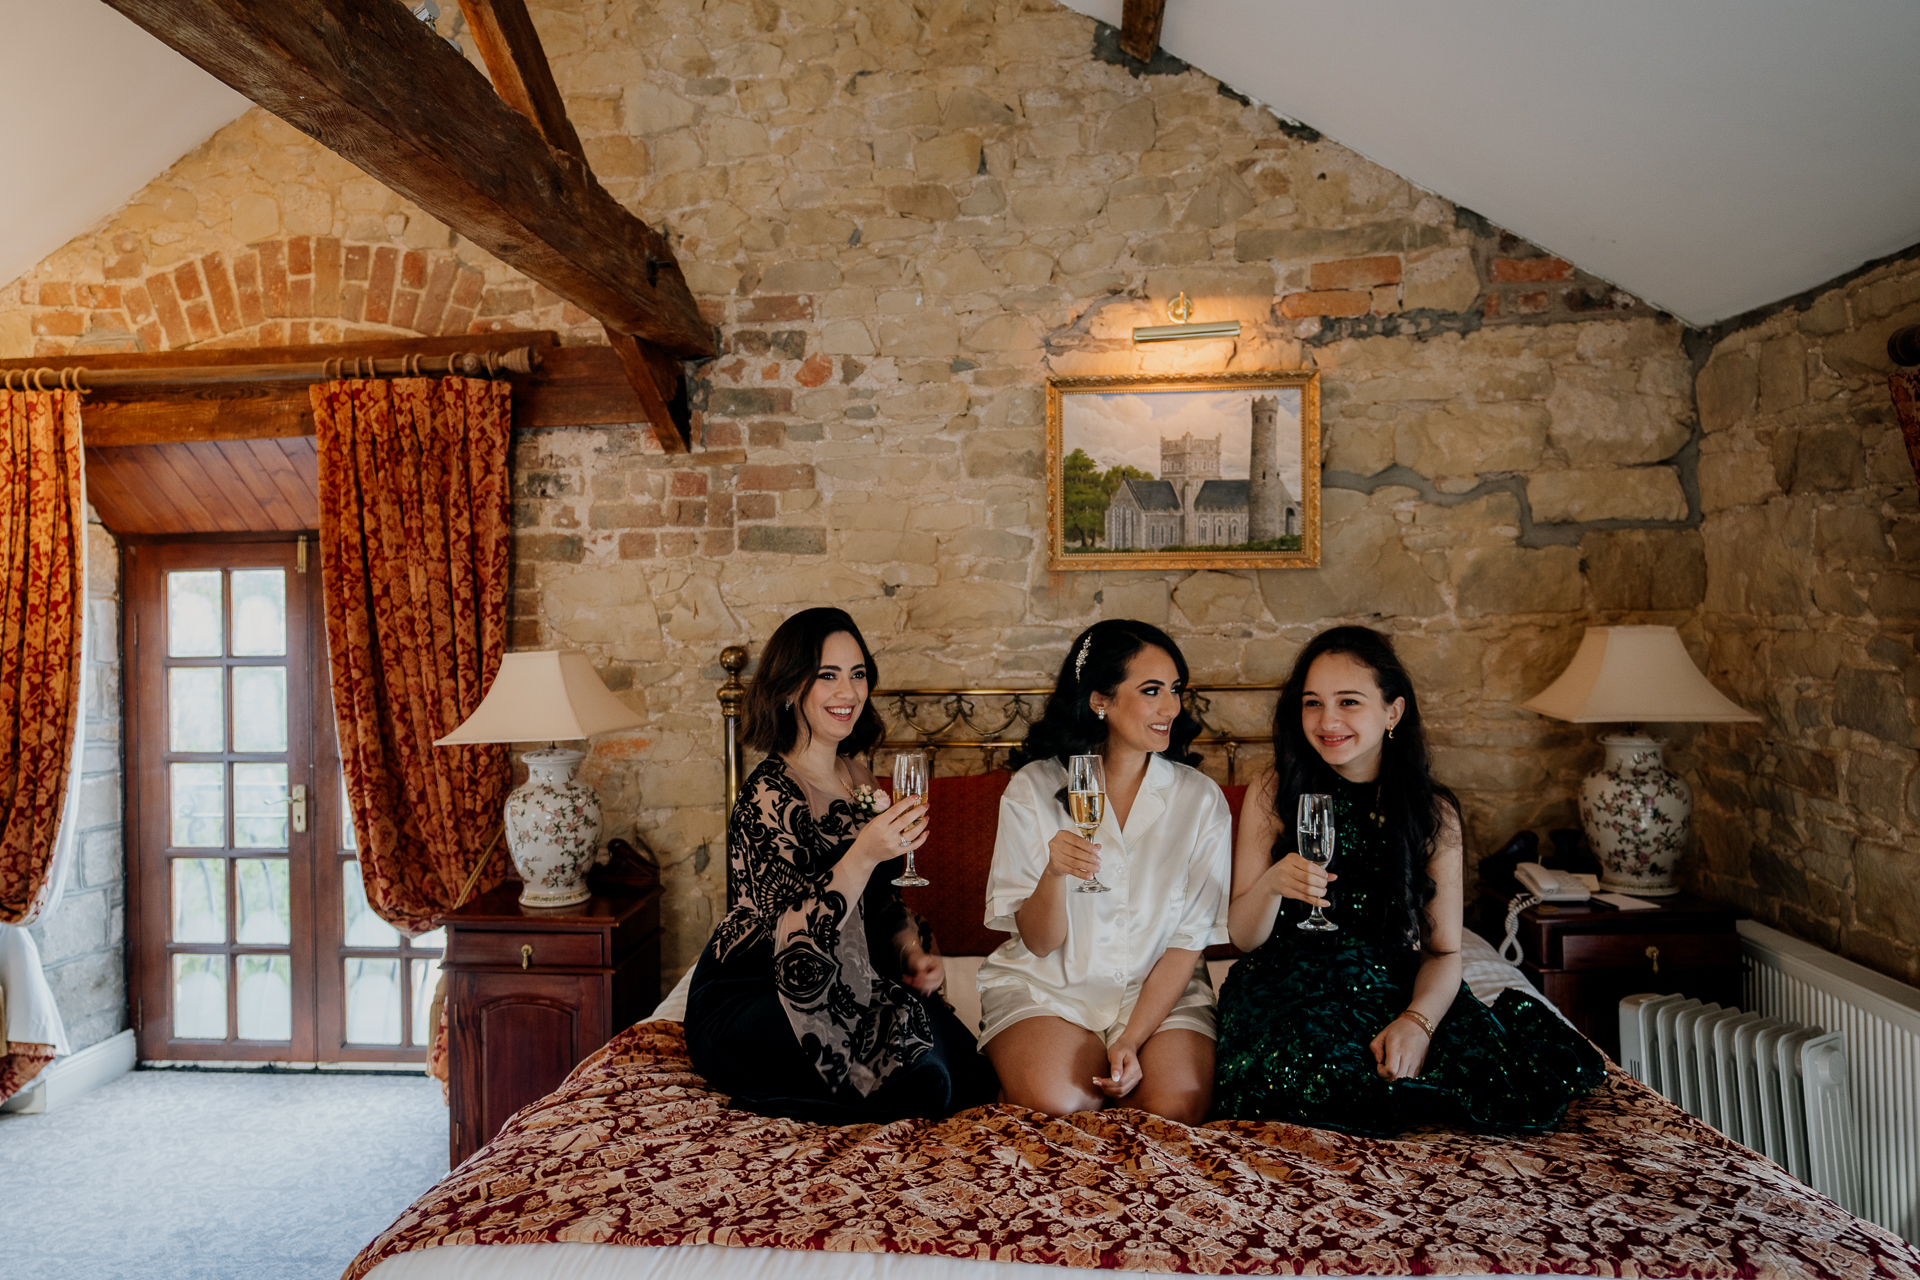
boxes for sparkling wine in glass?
[1067,754,1111,894]
[891,751,929,888]
[1296,793,1338,932]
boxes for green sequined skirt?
[1212,934,1604,1137]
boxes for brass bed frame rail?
[716,644,1281,824]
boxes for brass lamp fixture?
[1133,291,1242,343]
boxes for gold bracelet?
[1397,1008,1436,1037]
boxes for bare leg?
[983,1016,1109,1117]
[1127,1029,1214,1125]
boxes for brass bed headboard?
[715,644,1281,825]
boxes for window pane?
[170,763,225,847]
[411,928,446,952]
[341,774,357,852]
[168,667,224,753]
[231,667,288,753]
[410,957,442,1048]
[233,763,288,849]
[171,858,226,944]
[342,860,401,947]
[236,955,292,1041]
[345,958,402,1045]
[172,954,227,1039]
[235,858,290,944]
[230,569,286,657]
[167,571,223,658]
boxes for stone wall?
[1691,249,1920,985]
[2,0,1709,988]
[24,512,127,1052]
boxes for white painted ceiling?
[1063,0,1920,325]
[0,0,246,299]
[3,1,1916,328]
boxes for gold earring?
[1388,725,1395,740]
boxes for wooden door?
[127,538,442,1064]
[127,540,323,1061]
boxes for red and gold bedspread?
[348,1021,1920,1279]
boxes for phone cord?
[1499,893,1542,965]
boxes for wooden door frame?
[125,535,322,1061]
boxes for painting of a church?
[1104,398,1298,550]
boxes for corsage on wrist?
[852,784,891,817]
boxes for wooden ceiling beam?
[1119,0,1167,62]
[100,0,716,367]
[455,0,688,452]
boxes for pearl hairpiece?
[1073,633,1093,682]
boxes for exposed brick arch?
[24,238,576,358]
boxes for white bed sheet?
[366,934,1559,1280]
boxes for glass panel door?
[129,541,318,1062]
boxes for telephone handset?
[1515,862,1594,902]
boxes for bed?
[347,658,1920,1280]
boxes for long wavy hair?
[741,607,885,756]
[1007,619,1203,773]
[1269,626,1458,948]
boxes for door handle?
[1645,944,1660,974]
[521,944,533,970]
[288,784,308,834]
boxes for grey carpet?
[0,1068,448,1280]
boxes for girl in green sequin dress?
[1212,627,1602,1136]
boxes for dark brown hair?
[741,607,885,756]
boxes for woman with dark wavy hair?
[1212,625,1601,1135]
[685,607,997,1123]
[976,620,1232,1123]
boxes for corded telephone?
[1514,861,1594,902]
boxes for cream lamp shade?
[434,650,644,745]
[1520,626,1760,725]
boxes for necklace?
[1369,783,1386,828]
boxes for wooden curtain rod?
[0,345,543,393]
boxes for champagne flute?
[1296,793,1338,932]
[891,751,930,888]
[1067,754,1110,894]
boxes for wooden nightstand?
[1492,892,1743,1060]
[440,885,661,1166]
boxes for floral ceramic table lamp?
[434,650,643,907]
[1521,626,1759,896]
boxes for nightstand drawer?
[1559,931,1740,972]
[446,930,602,968]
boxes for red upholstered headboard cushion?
[900,772,1255,959]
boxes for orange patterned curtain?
[0,388,86,1103]
[313,377,514,935]
[0,389,86,924]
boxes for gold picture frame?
[1046,371,1321,571]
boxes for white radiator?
[1618,920,1920,1244]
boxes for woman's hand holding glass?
[1259,851,1338,908]
[847,795,927,876]
[1044,828,1102,883]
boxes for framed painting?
[1046,371,1321,571]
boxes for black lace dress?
[1213,774,1603,1136]
[685,757,997,1124]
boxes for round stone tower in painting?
[1247,395,1281,543]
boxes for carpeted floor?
[0,1068,448,1280]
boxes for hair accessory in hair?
[1073,633,1093,682]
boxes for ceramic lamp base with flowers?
[505,748,604,908]
[1578,734,1690,897]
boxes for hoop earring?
[1388,725,1395,740]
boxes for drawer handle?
[521,943,533,970]
[1645,944,1660,974]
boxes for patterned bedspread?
[347,1021,1920,1279]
